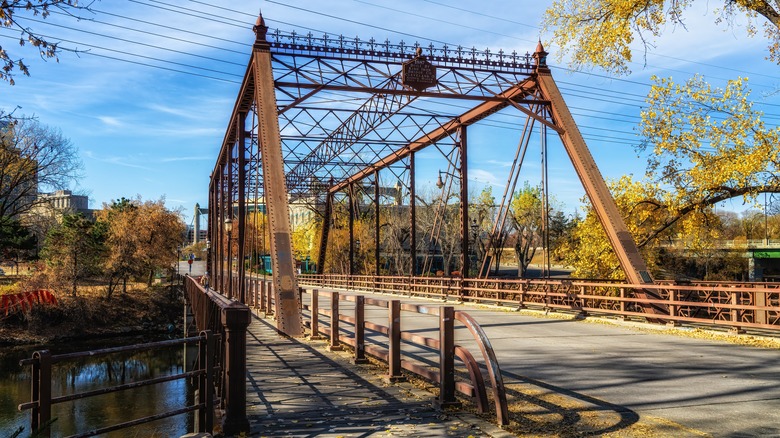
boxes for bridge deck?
[243,313,503,437]
[245,288,780,437]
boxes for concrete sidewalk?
[242,313,510,437]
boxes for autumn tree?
[0,119,82,218]
[0,1,93,85]
[621,75,780,246]
[42,213,106,296]
[544,0,780,75]
[132,199,186,286]
[95,197,185,294]
[95,198,142,298]
[509,183,544,277]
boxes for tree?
[544,0,780,75]
[471,187,500,274]
[130,199,186,286]
[0,118,82,218]
[41,212,106,296]
[95,197,142,298]
[94,197,185,295]
[0,1,92,85]
[626,75,780,246]
[509,183,543,277]
[0,215,37,273]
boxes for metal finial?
[253,13,268,41]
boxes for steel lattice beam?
[208,15,660,333]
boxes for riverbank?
[0,283,183,348]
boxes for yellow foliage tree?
[544,0,780,75]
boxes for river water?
[0,337,195,437]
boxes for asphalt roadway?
[306,289,780,437]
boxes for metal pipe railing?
[294,286,507,426]
[18,332,216,438]
[299,274,780,332]
[184,275,250,436]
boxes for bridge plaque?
[402,48,437,91]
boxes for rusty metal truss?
[208,15,660,336]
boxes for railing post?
[755,289,768,325]
[30,350,52,437]
[198,330,215,433]
[437,306,461,409]
[619,287,626,318]
[354,295,369,364]
[730,290,744,333]
[387,300,404,382]
[220,303,251,435]
[329,291,343,351]
[266,281,274,316]
[668,289,678,326]
[310,289,324,340]
[259,280,267,313]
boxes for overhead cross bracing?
[209,15,660,336]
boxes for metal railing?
[184,275,250,435]
[18,333,216,438]
[246,276,509,425]
[297,274,780,332]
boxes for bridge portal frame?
[208,15,660,336]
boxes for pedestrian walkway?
[242,313,510,437]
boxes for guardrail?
[184,275,250,436]
[18,333,216,438]
[246,277,509,425]
[296,274,780,332]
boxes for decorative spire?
[533,40,549,72]
[253,13,268,41]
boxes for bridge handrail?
[249,276,508,426]
[184,275,250,435]
[299,274,780,332]
[18,332,216,438]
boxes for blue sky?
[3,0,779,224]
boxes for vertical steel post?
[317,190,333,275]
[227,141,234,298]
[437,306,460,408]
[198,330,215,433]
[354,295,368,364]
[375,171,381,278]
[310,289,323,339]
[220,303,251,435]
[216,172,224,294]
[387,300,404,381]
[329,291,343,350]
[252,16,303,336]
[237,112,247,303]
[31,350,52,437]
[409,153,417,276]
[459,126,469,278]
[349,184,355,277]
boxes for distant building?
[29,190,92,220]
[187,225,208,245]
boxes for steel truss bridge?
[207,15,780,335]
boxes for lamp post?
[205,240,211,290]
[470,219,479,277]
[176,245,181,277]
[354,239,361,275]
[225,217,233,298]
